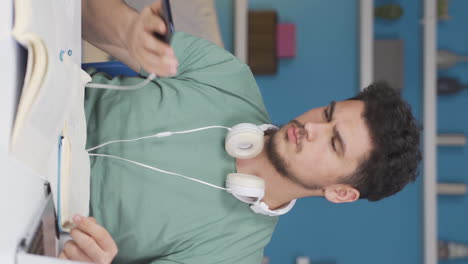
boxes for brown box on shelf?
[374,39,404,90]
[248,11,278,74]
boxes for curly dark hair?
[342,82,421,201]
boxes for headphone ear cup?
[225,173,265,203]
[225,123,264,159]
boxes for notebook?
[12,0,92,232]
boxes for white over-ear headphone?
[87,123,296,216]
[225,173,296,216]
[225,123,272,159]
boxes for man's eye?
[331,137,337,152]
[323,108,330,121]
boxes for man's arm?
[82,0,178,76]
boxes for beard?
[265,120,323,190]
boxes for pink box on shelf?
[277,23,296,58]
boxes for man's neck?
[235,137,321,210]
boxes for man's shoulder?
[172,31,249,76]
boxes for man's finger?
[140,52,178,77]
[141,33,174,57]
[63,240,93,263]
[142,7,167,35]
[58,252,68,259]
[70,228,105,262]
[73,215,117,254]
[149,0,162,16]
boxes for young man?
[59,1,421,263]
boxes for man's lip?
[287,126,297,144]
[295,127,301,144]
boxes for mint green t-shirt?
[84,32,278,264]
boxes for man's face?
[266,100,373,190]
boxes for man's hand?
[59,215,118,264]
[125,0,178,76]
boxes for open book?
[12,0,92,232]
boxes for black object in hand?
[153,0,174,44]
[437,77,468,95]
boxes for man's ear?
[323,184,360,203]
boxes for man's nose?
[304,122,331,141]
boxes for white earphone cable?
[88,153,230,191]
[85,73,157,90]
[86,126,231,152]
[84,75,239,193]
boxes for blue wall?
[437,1,468,264]
[214,1,428,263]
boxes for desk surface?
[0,1,48,258]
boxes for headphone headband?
[250,199,297,216]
